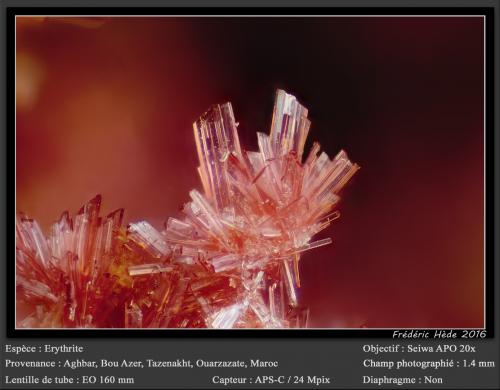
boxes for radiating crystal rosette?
[16,90,359,328]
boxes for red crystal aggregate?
[16,90,358,328]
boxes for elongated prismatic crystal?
[16,90,358,328]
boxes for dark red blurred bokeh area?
[16,16,484,328]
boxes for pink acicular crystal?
[16,90,359,328]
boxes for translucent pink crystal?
[16,90,358,328]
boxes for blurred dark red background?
[16,16,484,328]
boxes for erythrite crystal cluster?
[16,90,359,328]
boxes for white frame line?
[13,14,487,331]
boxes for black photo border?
[5,6,496,338]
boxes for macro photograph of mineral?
[16,17,484,329]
